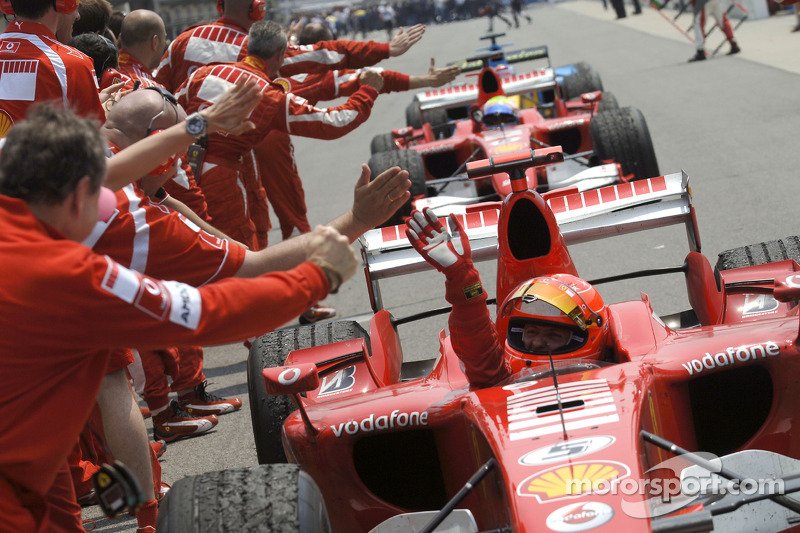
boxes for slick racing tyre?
[597,91,619,113]
[247,321,370,464]
[589,106,660,181]
[560,61,603,100]
[368,149,427,228]
[405,98,450,139]
[156,465,331,533]
[370,132,398,154]
[406,98,423,129]
[717,236,800,271]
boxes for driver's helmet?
[482,96,519,128]
[497,274,609,373]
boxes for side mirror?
[262,364,319,396]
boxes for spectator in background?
[72,0,112,36]
[108,9,126,44]
[510,0,532,26]
[378,2,396,39]
[480,0,513,31]
[688,0,740,61]
[609,0,642,18]
[68,32,119,85]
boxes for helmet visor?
[507,318,588,356]
[502,279,598,330]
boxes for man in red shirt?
[0,0,104,134]
[78,85,412,532]
[115,9,212,223]
[260,22,459,241]
[153,0,425,94]
[0,102,358,532]
[177,20,383,251]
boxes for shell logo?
[0,110,14,139]
[272,77,291,92]
[517,460,630,503]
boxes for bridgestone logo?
[331,410,428,438]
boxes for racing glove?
[405,208,484,305]
[406,208,509,386]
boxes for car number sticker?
[519,436,615,466]
[546,502,614,532]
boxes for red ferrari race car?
[157,148,800,533]
[369,48,660,226]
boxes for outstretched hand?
[200,77,262,136]
[352,164,411,229]
[426,58,460,88]
[389,24,426,57]
[359,69,384,92]
[405,208,472,277]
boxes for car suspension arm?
[419,458,497,533]
[641,431,800,515]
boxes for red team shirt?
[153,16,391,93]
[0,195,329,531]
[0,21,103,135]
[176,56,379,160]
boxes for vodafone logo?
[785,274,800,288]
[546,502,614,532]
[278,367,301,386]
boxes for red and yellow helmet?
[497,274,609,373]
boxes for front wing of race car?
[360,171,700,312]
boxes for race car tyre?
[589,106,660,181]
[425,107,451,139]
[370,132,398,154]
[716,236,800,271]
[597,91,619,113]
[560,61,604,100]
[156,464,331,533]
[368,149,427,228]
[247,321,370,464]
[404,98,450,139]
[406,98,422,129]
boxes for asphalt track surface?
[83,3,800,530]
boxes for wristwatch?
[185,112,208,140]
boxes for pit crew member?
[258,22,459,241]
[0,103,359,533]
[176,20,382,250]
[0,0,104,135]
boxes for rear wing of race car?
[359,171,700,312]
[449,44,550,73]
[415,67,558,114]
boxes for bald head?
[103,88,181,148]
[298,22,333,45]
[119,9,167,69]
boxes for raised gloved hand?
[405,208,472,278]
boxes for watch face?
[187,114,206,136]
